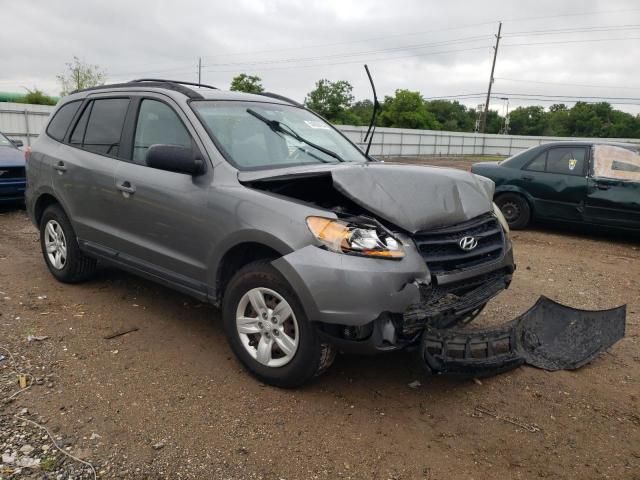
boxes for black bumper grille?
[0,167,25,179]
[412,213,505,274]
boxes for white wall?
[0,102,54,146]
[339,125,640,157]
[2,102,639,156]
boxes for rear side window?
[70,98,130,157]
[46,101,81,141]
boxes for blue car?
[0,132,26,203]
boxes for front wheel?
[222,261,335,387]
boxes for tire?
[222,260,335,387]
[495,193,531,230]
[39,204,97,283]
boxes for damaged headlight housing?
[306,216,405,259]
[493,202,510,235]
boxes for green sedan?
[471,141,640,230]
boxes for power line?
[495,78,640,91]
[503,24,640,37]
[107,10,640,78]
[198,45,493,74]
[502,36,640,48]
[199,35,492,69]
[199,28,639,70]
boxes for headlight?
[306,216,405,259]
[493,202,510,235]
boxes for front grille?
[0,167,25,180]
[412,213,505,274]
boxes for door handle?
[521,175,534,181]
[595,182,611,190]
[53,161,67,174]
[116,180,136,195]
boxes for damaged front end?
[420,296,626,376]
[248,163,625,377]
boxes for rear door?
[52,96,130,246]
[110,95,212,292]
[584,144,640,229]
[517,145,589,222]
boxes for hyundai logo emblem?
[459,236,478,251]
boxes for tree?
[545,104,570,136]
[378,89,439,130]
[229,73,264,94]
[16,88,57,106]
[345,99,374,126]
[304,79,354,123]
[57,57,106,95]
[425,100,474,132]
[508,106,547,136]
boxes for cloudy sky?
[2,0,640,114]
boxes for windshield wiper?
[246,108,344,163]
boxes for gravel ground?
[1,158,639,479]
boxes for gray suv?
[26,80,516,387]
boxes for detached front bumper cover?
[420,296,626,376]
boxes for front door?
[585,144,640,229]
[111,97,212,293]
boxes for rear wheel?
[496,193,531,230]
[222,261,335,387]
[39,205,97,283]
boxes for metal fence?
[339,126,640,157]
[2,102,639,155]
[0,102,53,146]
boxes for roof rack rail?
[256,92,303,107]
[130,78,218,90]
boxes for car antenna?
[363,64,380,157]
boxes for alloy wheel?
[235,287,299,367]
[44,220,67,270]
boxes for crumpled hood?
[0,146,25,168]
[331,163,494,232]
[238,162,495,233]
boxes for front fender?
[207,229,295,287]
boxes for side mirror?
[12,139,23,148]
[146,144,204,175]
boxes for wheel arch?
[33,193,67,228]
[211,231,295,306]
[494,186,536,216]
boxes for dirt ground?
[1,158,639,479]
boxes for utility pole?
[480,22,502,133]
[198,57,202,85]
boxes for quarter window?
[133,100,192,163]
[525,152,546,172]
[46,101,81,142]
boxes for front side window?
[545,147,586,176]
[133,100,192,163]
[46,101,81,142]
[191,101,368,169]
[70,98,129,157]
